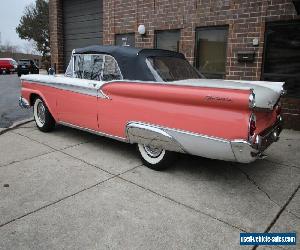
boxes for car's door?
[56,53,104,131]
[96,55,123,136]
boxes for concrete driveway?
[0,122,299,249]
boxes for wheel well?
[29,93,40,106]
[29,94,56,122]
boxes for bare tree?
[22,40,39,55]
[0,41,20,53]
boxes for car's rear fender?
[99,81,253,140]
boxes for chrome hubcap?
[37,102,45,125]
[143,145,163,158]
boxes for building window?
[195,26,228,79]
[115,33,135,47]
[155,30,180,52]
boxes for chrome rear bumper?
[231,117,283,163]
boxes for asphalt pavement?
[0,122,299,249]
[0,74,32,128]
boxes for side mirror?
[48,67,55,76]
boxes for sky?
[0,0,36,51]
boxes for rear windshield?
[146,56,202,82]
[18,60,30,65]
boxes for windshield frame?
[65,53,123,81]
[10,60,18,66]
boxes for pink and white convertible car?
[19,46,284,170]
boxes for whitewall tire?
[33,98,55,132]
[137,144,175,170]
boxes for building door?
[63,0,103,69]
[262,21,300,98]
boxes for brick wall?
[104,0,298,80]
[49,0,64,73]
[282,98,300,130]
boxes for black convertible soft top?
[73,45,185,81]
